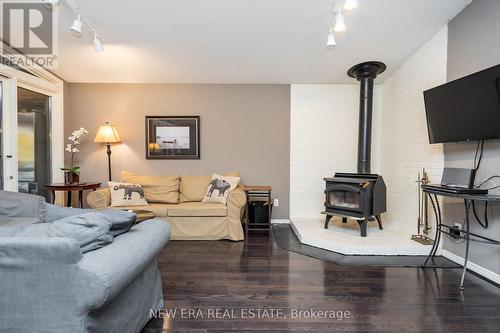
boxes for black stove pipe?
[348,61,386,174]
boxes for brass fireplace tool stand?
[412,169,434,245]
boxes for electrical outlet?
[450,223,462,238]
[273,199,279,207]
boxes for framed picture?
[145,116,200,159]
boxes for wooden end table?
[122,209,155,223]
[244,185,273,238]
[44,182,101,208]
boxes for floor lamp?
[94,122,121,181]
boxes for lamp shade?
[148,143,160,150]
[94,122,121,143]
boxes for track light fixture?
[92,30,104,53]
[70,15,82,36]
[326,26,336,47]
[344,0,358,11]
[326,1,359,48]
[67,1,104,53]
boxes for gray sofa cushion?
[0,190,45,223]
[0,212,114,253]
[44,203,136,236]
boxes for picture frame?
[145,116,200,159]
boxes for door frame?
[0,64,64,192]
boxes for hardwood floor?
[142,232,500,333]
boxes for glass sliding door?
[17,87,51,200]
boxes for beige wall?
[65,84,290,218]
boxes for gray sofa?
[0,190,170,333]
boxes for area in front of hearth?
[290,217,439,256]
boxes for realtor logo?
[0,0,58,68]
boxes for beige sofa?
[87,171,246,241]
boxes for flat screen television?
[423,64,500,144]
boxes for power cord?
[470,139,490,229]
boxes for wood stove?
[323,61,387,237]
[324,173,386,237]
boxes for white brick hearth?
[290,217,439,256]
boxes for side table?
[44,182,101,208]
[244,185,273,238]
[122,209,155,223]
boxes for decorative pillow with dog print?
[202,174,240,205]
[109,182,148,207]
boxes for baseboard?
[271,219,290,224]
[442,249,500,285]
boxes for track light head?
[344,0,358,11]
[70,15,82,36]
[334,9,346,32]
[326,26,336,47]
[92,30,104,53]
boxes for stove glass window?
[329,191,360,209]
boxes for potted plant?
[62,127,89,184]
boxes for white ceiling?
[53,0,471,84]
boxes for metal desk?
[422,187,500,289]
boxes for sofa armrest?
[87,188,111,209]
[0,238,106,332]
[77,219,171,309]
[0,190,45,221]
[227,185,246,217]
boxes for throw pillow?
[0,212,114,253]
[202,174,240,204]
[109,182,148,207]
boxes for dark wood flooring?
[142,232,500,333]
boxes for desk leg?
[78,190,83,209]
[431,194,442,258]
[460,199,471,290]
[50,190,56,204]
[67,191,72,207]
[424,193,441,267]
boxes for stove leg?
[358,219,367,237]
[375,215,383,230]
[342,217,348,223]
[324,215,333,229]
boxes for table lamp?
[148,143,160,155]
[94,122,121,181]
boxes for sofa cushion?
[121,171,179,203]
[179,176,211,202]
[109,182,148,207]
[167,202,228,217]
[0,212,114,253]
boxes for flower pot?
[64,172,80,184]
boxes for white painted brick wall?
[290,26,448,232]
[378,26,447,233]
[290,84,360,218]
